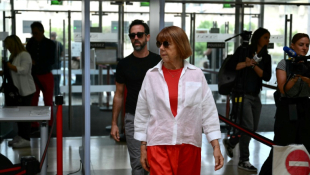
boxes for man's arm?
[110,82,125,142]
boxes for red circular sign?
[285,150,310,175]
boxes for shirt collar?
[150,59,197,73]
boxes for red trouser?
[31,72,54,126]
[147,144,201,175]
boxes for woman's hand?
[6,62,17,72]
[250,58,258,66]
[246,57,256,67]
[213,146,224,171]
[236,57,255,70]
[299,75,310,87]
[211,140,224,171]
[140,143,150,172]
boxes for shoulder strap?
[285,59,291,77]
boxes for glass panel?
[15,11,70,105]
[165,14,182,28]
[70,12,83,106]
[165,3,182,12]
[50,13,68,101]
[14,1,82,11]
[194,13,236,86]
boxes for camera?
[283,46,310,78]
[240,31,252,46]
[290,57,310,78]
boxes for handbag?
[0,61,21,106]
[1,80,21,106]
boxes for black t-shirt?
[227,46,272,95]
[115,51,161,114]
[26,37,56,75]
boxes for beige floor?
[0,132,274,175]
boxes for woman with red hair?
[134,26,224,175]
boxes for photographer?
[222,28,272,171]
[259,33,310,175]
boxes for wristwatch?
[252,65,256,69]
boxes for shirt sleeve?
[276,59,286,71]
[16,52,32,75]
[115,61,126,84]
[134,71,150,142]
[200,71,221,142]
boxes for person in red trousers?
[26,21,55,131]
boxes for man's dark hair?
[128,19,149,34]
[31,21,44,32]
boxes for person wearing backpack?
[222,28,272,171]
[1,35,36,148]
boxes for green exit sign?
[51,0,63,5]
[140,2,150,7]
[223,4,232,8]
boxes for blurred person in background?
[1,35,36,148]
[26,21,55,132]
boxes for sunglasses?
[128,32,147,39]
[156,41,170,48]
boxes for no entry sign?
[273,145,310,175]
[285,150,310,175]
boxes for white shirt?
[134,60,221,147]
[10,51,36,96]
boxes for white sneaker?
[12,138,30,148]
[8,135,22,146]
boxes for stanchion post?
[226,95,230,119]
[56,95,63,175]
[107,64,110,109]
[98,65,103,107]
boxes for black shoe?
[238,160,257,172]
[223,138,234,158]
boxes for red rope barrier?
[57,104,63,175]
[219,114,275,147]
[0,166,21,173]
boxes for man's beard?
[132,39,147,51]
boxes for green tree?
[197,21,213,29]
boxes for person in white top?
[134,26,224,174]
[1,35,36,148]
